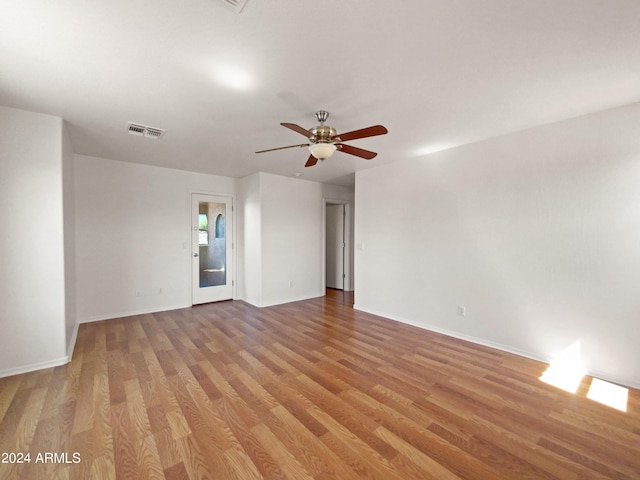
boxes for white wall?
[323,183,355,203]
[237,173,262,305]
[62,121,77,354]
[237,172,338,307]
[74,155,235,322]
[0,106,68,376]
[355,102,640,389]
[260,173,325,306]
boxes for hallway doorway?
[324,200,353,292]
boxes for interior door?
[326,204,345,290]
[192,194,233,304]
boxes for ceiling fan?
[256,111,388,167]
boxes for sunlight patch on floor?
[587,378,628,412]
[539,362,585,393]
[539,340,629,411]
[539,341,585,394]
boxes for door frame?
[323,198,353,292]
[190,190,236,304]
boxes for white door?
[192,194,233,304]
[326,204,345,290]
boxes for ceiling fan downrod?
[315,110,330,124]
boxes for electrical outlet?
[289,280,293,288]
[457,305,466,317]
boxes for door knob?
[193,253,199,257]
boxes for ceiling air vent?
[144,127,164,139]
[218,0,248,13]
[127,122,165,140]
[127,123,145,136]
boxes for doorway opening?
[324,200,353,292]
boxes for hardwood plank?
[110,402,143,479]
[162,462,189,480]
[375,425,461,480]
[152,428,182,471]
[175,433,215,480]
[250,422,314,480]
[222,445,266,480]
[266,404,362,479]
[309,404,407,480]
[0,375,21,421]
[214,396,286,479]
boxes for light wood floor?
[1,290,639,479]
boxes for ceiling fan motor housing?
[309,125,337,143]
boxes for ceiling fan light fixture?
[309,142,337,160]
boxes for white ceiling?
[2,1,640,187]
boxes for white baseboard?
[238,292,324,308]
[353,304,640,391]
[79,303,190,323]
[0,321,81,379]
[0,356,70,379]
[66,321,79,360]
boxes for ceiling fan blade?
[333,125,388,142]
[281,123,312,138]
[304,154,318,167]
[255,144,309,154]
[337,144,378,160]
